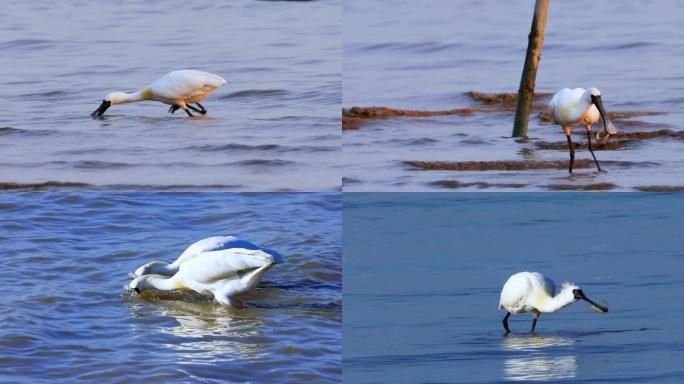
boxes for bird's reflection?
[502,335,574,351]
[501,336,577,381]
[125,290,270,363]
[504,355,577,381]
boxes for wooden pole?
[512,0,549,137]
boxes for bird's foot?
[168,105,179,114]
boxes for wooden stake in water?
[512,0,549,138]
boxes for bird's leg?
[502,312,511,335]
[585,126,602,172]
[184,108,194,117]
[567,136,574,174]
[530,312,540,334]
[187,104,206,115]
[195,102,207,114]
[168,105,180,114]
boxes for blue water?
[344,193,684,383]
[0,193,341,383]
[0,0,340,191]
[344,0,684,191]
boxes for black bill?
[574,289,608,313]
[91,100,111,117]
[591,94,618,137]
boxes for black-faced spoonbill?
[128,236,283,308]
[91,70,226,117]
[548,87,618,173]
[499,271,608,335]
[130,236,274,278]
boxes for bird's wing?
[548,88,586,124]
[179,248,277,283]
[150,70,225,101]
[171,236,283,269]
[171,236,238,267]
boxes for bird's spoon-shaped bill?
[589,300,609,314]
[579,291,609,313]
[91,100,111,117]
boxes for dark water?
[0,193,341,383]
[0,0,340,191]
[344,193,684,383]
[344,0,684,191]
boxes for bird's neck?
[148,262,179,276]
[120,87,154,104]
[142,275,181,291]
[539,288,576,313]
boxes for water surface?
[344,193,684,383]
[0,0,340,191]
[0,193,341,383]
[344,0,684,191]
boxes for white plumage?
[92,70,226,117]
[131,235,276,277]
[129,236,283,308]
[499,272,607,335]
[547,87,618,173]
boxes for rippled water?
[344,0,684,191]
[0,0,340,191]
[0,193,341,383]
[344,193,684,383]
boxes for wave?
[220,89,289,99]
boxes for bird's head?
[588,87,601,97]
[91,92,129,117]
[105,92,129,105]
[587,87,618,139]
[128,275,150,295]
[572,287,609,313]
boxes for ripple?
[220,89,289,99]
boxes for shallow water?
[343,0,684,191]
[0,0,340,191]
[0,193,341,383]
[344,193,684,383]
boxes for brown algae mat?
[0,181,90,191]
[342,106,477,131]
[404,159,655,171]
[545,183,617,191]
[534,130,684,151]
[635,185,684,192]
[430,180,527,189]
[344,91,666,130]
[405,159,598,171]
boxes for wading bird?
[548,87,618,173]
[498,271,608,335]
[91,70,226,117]
[129,236,283,308]
[131,236,274,277]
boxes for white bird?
[128,236,283,308]
[499,272,608,335]
[91,70,226,117]
[131,236,271,277]
[547,87,618,173]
